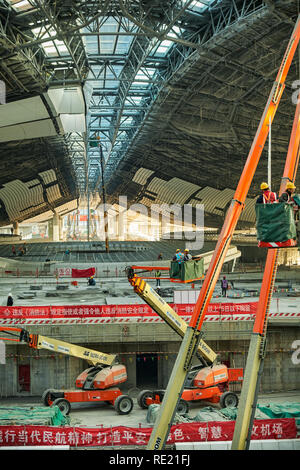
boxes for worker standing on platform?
[279,182,300,243]
[7,293,13,306]
[279,181,297,205]
[183,249,192,261]
[256,182,277,204]
[172,249,184,264]
[221,276,228,297]
[155,270,161,289]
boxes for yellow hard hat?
[184,249,189,252]
[260,182,269,190]
[286,182,296,190]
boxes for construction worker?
[279,181,297,204]
[7,293,13,306]
[183,248,192,261]
[256,182,277,204]
[155,270,161,289]
[279,182,300,242]
[221,276,228,297]
[88,275,96,286]
[172,249,184,264]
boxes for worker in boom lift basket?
[172,249,184,263]
[183,248,192,261]
[279,182,300,243]
[256,182,277,204]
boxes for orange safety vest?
[263,190,277,204]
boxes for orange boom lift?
[145,15,300,450]
[0,326,133,415]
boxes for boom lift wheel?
[137,390,154,409]
[52,398,71,415]
[114,395,134,415]
[176,399,189,415]
[41,389,54,406]
[220,391,239,408]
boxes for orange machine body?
[144,365,243,407]
[93,365,127,389]
[193,364,228,388]
[75,365,127,390]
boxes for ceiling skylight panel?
[31,26,68,57]
[7,0,33,11]
[188,0,214,12]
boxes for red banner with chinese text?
[71,267,95,278]
[0,302,258,320]
[0,418,296,447]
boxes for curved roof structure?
[0,0,299,229]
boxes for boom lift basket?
[170,258,204,282]
[255,202,297,247]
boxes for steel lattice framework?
[0,0,299,226]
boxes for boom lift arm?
[126,268,217,365]
[231,86,300,450]
[145,15,300,451]
[0,326,117,367]
[127,269,242,411]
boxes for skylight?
[31,26,68,57]
[7,0,34,12]
[188,0,214,12]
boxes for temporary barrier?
[0,418,296,447]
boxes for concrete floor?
[1,390,299,428]
[0,274,299,307]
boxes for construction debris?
[146,404,278,425]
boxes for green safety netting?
[0,405,70,426]
[170,258,204,281]
[255,202,297,242]
[257,402,300,419]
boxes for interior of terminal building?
[0,0,300,451]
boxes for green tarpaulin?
[170,258,204,281]
[0,406,70,426]
[255,202,297,242]
[257,402,300,419]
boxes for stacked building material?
[0,406,70,426]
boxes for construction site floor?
[1,390,299,429]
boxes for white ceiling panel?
[0,96,49,127]
[0,119,57,142]
[46,87,86,115]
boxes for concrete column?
[13,222,19,235]
[52,213,59,242]
[48,219,53,240]
[59,216,63,241]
